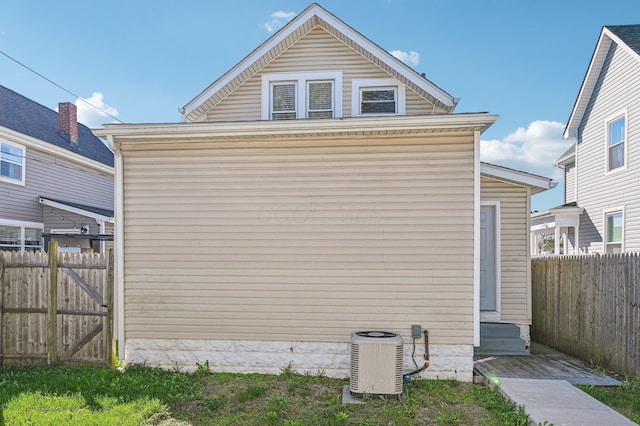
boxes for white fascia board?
[0,126,114,175]
[312,7,455,108]
[183,5,321,118]
[95,113,498,143]
[39,197,114,223]
[564,31,613,139]
[481,163,554,192]
[183,4,455,119]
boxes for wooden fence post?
[107,249,115,368]
[47,241,59,364]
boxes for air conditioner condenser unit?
[350,331,403,397]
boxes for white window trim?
[603,206,624,253]
[351,78,406,117]
[604,109,628,174]
[261,71,343,120]
[0,140,26,186]
[0,218,44,251]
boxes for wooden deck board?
[474,344,621,386]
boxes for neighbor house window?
[0,141,25,184]
[605,211,623,253]
[0,220,43,252]
[607,114,626,171]
[352,79,406,116]
[262,72,342,120]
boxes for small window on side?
[360,88,397,115]
[607,116,625,171]
[605,211,623,253]
[0,142,25,184]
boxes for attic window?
[606,113,626,172]
[0,141,25,185]
[271,82,297,120]
[352,79,406,116]
[262,71,342,120]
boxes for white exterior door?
[480,205,497,312]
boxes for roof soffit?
[480,162,555,194]
[564,26,640,139]
[96,113,497,145]
[183,3,456,122]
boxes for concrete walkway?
[495,378,636,426]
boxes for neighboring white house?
[532,25,640,255]
[96,3,553,381]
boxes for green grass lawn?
[0,362,531,425]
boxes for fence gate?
[0,242,113,366]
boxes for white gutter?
[94,113,498,143]
[107,134,126,360]
[480,163,556,193]
[474,130,481,348]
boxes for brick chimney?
[58,102,78,143]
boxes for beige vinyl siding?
[481,177,530,324]
[121,134,475,345]
[576,42,640,253]
[205,27,438,121]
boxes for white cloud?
[263,10,296,32]
[480,120,572,180]
[389,50,420,66]
[75,92,119,128]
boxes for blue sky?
[2,0,639,210]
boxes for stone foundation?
[125,339,474,382]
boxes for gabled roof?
[182,3,457,122]
[0,85,114,167]
[564,25,640,139]
[480,162,556,195]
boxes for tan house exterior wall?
[120,132,476,379]
[481,177,532,326]
[96,3,547,381]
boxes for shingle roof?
[0,85,114,167]
[606,25,640,55]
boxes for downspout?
[473,130,480,347]
[107,134,126,360]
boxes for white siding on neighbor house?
[480,177,531,325]
[576,42,640,253]
[204,27,438,122]
[0,145,114,226]
[564,163,576,203]
[121,134,475,348]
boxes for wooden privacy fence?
[0,242,114,366]
[532,253,640,377]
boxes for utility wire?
[0,49,124,123]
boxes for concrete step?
[476,323,529,356]
[480,323,521,338]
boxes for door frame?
[480,201,501,323]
